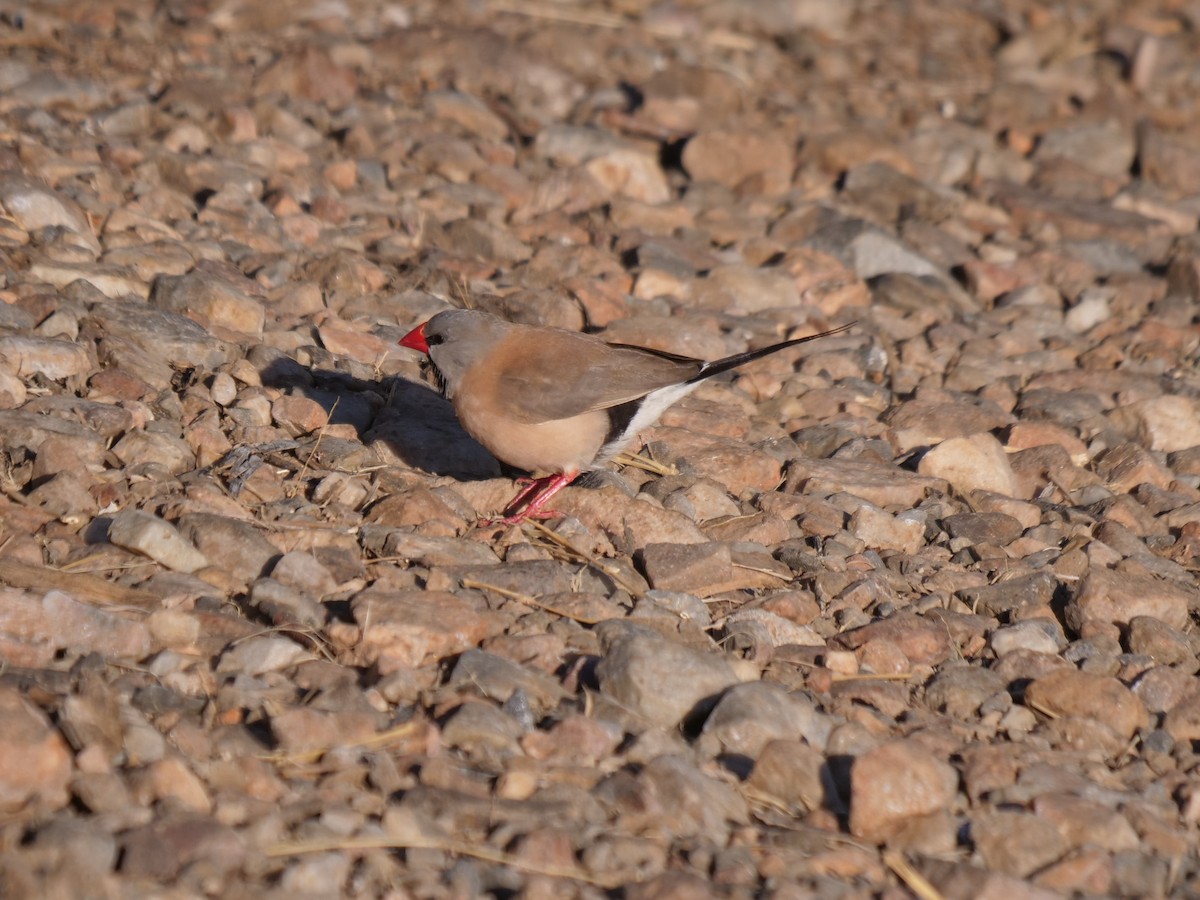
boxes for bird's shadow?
[258,356,502,481]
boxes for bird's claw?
[479,506,563,527]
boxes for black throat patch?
[422,359,448,398]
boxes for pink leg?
[485,471,579,525]
[512,471,578,522]
[500,477,544,512]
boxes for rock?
[1162,688,1200,744]
[255,45,356,109]
[690,264,801,314]
[352,588,501,672]
[217,634,311,676]
[640,541,732,594]
[886,398,1013,454]
[436,218,531,265]
[316,323,393,368]
[1125,616,1196,670]
[745,739,830,813]
[367,384,501,479]
[925,667,1008,719]
[1023,668,1148,740]
[111,429,196,475]
[698,682,833,757]
[824,225,944,281]
[989,621,1066,657]
[43,591,153,660]
[846,160,960,220]
[942,512,1023,546]
[849,504,924,554]
[446,649,570,714]
[83,303,232,390]
[1032,793,1140,852]
[988,181,1172,262]
[269,706,378,754]
[785,458,946,508]
[0,370,25,408]
[176,513,281,585]
[120,816,244,880]
[611,754,748,842]
[0,335,93,381]
[0,686,72,812]
[441,701,525,757]
[724,607,823,648]
[1139,124,1200,194]
[107,510,209,573]
[585,150,671,204]
[647,426,784,493]
[272,394,331,435]
[849,739,959,842]
[1032,119,1135,179]
[595,627,739,726]
[269,551,339,598]
[1093,442,1174,493]
[425,89,509,140]
[682,129,793,194]
[248,577,325,628]
[279,853,354,895]
[522,714,622,765]
[599,316,729,360]
[1066,570,1191,633]
[1032,848,1114,895]
[151,268,266,337]
[971,810,1069,877]
[1109,395,1200,453]
[0,409,107,466]
[557,485,710,548]
[143,756,213,813]
[832,613,953,667]
[0,174,100,253]
[918,433,1021,498]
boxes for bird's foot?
[479,471,578,527]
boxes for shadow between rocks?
[258,356,501,482]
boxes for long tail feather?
[688,322,856,383]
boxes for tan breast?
[453,333,610,475]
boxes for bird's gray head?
[407,309,510,399]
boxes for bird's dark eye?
[426,333,445,347]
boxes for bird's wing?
[493,335,702,423]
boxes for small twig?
[730,561,792,581]
[522,520,645,599]
[766,658,915,683]
[259,719,424,766]
[224,621,339,664]
[289,397,339,498]
[487,0,757,50]
[0,558,160,609]
[57,556,157,574]
[461,577,603,624]
[831,672,915,683]
[884,851,946,900]
[487,0,634,29]
[265,832,627,889]
[1024,697,1059,720]
[612,450,677,477]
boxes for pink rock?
[0,686,72,812]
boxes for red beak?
[399,321,430,354]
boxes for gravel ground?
[2,0,1200,897]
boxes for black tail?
[688,322,855,383]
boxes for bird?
[399,309,853,524]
